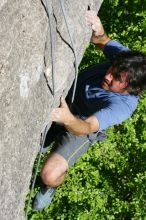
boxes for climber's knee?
[41,153,68,187]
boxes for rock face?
[0,0,103,219]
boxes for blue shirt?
[70,40,138,131]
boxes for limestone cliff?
[0,0,103,219]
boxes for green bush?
[25,0,146,219]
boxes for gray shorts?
[44,123,106,167]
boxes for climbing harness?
[25,0,79,219]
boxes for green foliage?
[25,0,146,219]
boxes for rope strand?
[59,0,79,108]
[25,1,79,218]
[25,0,55,218]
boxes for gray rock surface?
[0,0,103,219]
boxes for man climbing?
[33,10,146,210]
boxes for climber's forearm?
[64,116,93,136]
[50,97,99,136]
[91,33,111,50]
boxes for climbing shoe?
[33,186,56,210]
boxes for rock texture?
[0,0,103,219]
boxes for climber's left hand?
[50,96,74,125]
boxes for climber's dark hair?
[111,50,146,95]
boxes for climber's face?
[102,66,128,94]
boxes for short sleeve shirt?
[69,40,138,131]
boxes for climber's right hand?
[85,10,110,49]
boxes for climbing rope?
[45,0,56,97]
[25,0,56,218]
[25,0,79,219]
[25,126,48,220]
[59,0,79,106]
